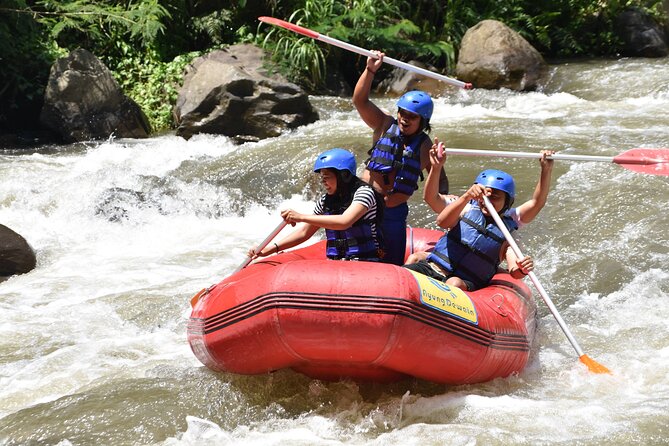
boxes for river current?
[1,57,668,445]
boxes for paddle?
[258,16,473,90]
[233,221,288,274]
[441,147,669,176]
[482,195,611,374]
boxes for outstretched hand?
[464,184,491,202]
[429,137,447,167]
[367,50,384,73]
[247,247,261,259]
[539,150,555,169]
[515,255,534,275]
[280,209,301,226]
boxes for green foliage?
[35,0,171,49]
[0,0,60,129]
[260,0,457,88]
[2,0,668,134]
[109,44,200,131]
[189,10,234,47]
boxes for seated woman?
[249,148,385,261]
[404,142,555,290]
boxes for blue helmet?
[313,148,357,175]
[475,169,516,201]
[397,90,434,121]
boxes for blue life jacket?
[366,121,425,196]
[427,202,518,290]
[322,182,383,261]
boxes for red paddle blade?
[259,16,320,39]
[613,148,669,176]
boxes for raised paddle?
[482,195,611,374]
[233,221,288,274]
[258,16,473,90]
[441,147,669,176]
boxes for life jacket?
[427,202,518,290]
[322,180,384,260]
[366,120,426,196]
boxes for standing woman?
[249,149,385,262]
[353,51,448,265]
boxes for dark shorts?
[403,260,475,291]
[381,202,409,266]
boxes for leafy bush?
[0,0,60,130]
[109,45,200,131]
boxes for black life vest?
[322,179,384,260]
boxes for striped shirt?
[314,185,379,245]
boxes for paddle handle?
[233,221,288,274]
[481,196,586,357]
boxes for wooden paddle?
[482,195,611,374]
[442,147,669,176]
[258,16,472,90]
[233,221,288,274]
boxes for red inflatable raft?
[188,228,537,384]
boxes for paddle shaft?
[233,221,288,274]
[318,35,471,90]
[446,147,669,165]
[481,196,586,358]
[446,148,612,163]
[259,16,472,90]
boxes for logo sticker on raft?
[407,270,478,325]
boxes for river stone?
[615,8,668,57]
[174,45,319,142]
[456,20,547,91]
[40,48,151,143]
[0,224,36,280]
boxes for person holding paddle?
[353,51,448,266]
[248,148,385,262]
[404,147,555,291]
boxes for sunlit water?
[1,57,668,445]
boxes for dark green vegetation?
[1,0,665,133]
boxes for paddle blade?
[259,16,319,39]
[190,288,208,308]
[579,354,611,374]
[613,148,669,176]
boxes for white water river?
[1,57,668,445]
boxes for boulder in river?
[40,48,151,143]
[615,8,668,57]
[0,224,36,281]
[174,45,319,143]
[456,20,548,91]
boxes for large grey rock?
[615,8,668,57]
[0,224,36,280]
[40,48,150,143]
[456,20,548,91]
[174,45,319,142]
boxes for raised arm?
[515,150,555,224]
[423,138,449,213]
[352,51,392,136]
